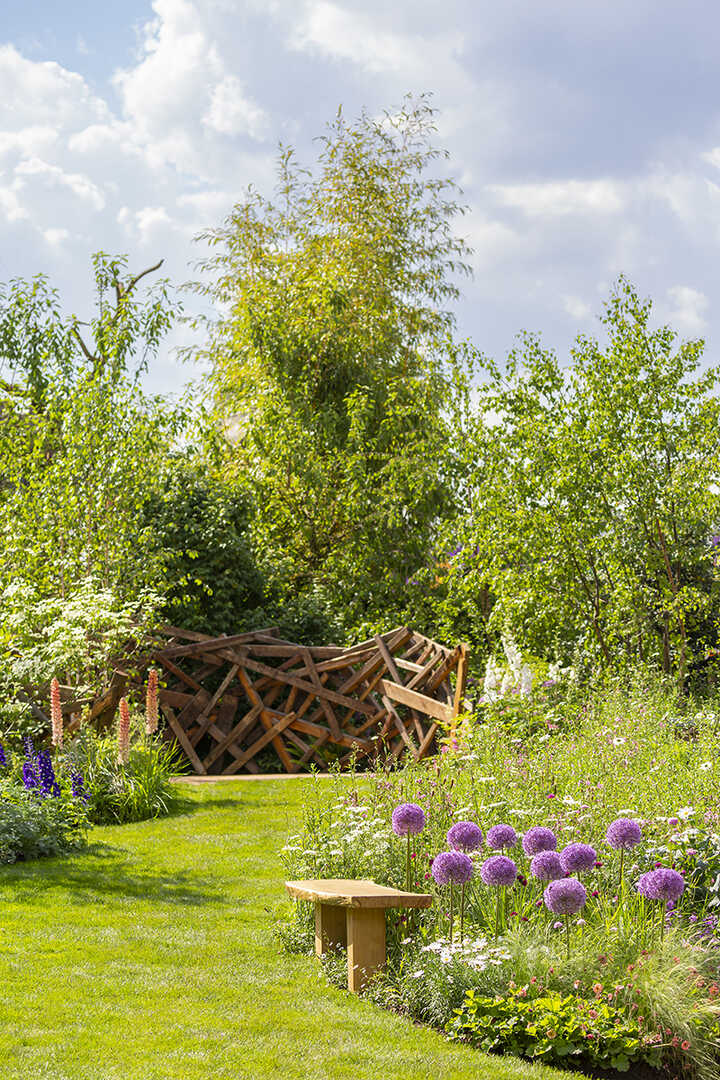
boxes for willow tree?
[190,96,472,633]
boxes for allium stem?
[460,882,466,944]
[618,848,625,895]
[565,915,571,960]
[448,881,454,943]
[494,888,501,941]
[660,902,666,943]
[406,834,411,892]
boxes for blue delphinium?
[0,742,6,768]
[22,759,39,790]
[71,771,90,803]
[36,751,57,795]
[23,735,34,759]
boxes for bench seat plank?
[285,878,432,909]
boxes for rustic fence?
[146,624,468,775]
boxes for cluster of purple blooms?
[8,737,89,803]
[391,803,685,932]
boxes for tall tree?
[190,96,472,633]
[449,279,720,682]
[0,254,183,603]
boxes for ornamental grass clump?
[480,854,517,940]
[432,850,474,942]
[543,877,586,958]
[391,802,425,891]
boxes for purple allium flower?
[637,868,685,903]
[486,824,518,850]
[391,803,425,837]
[522,826,557,856]
[606,818,642,850]
[480,854,518,887]
[22,760,38,790]
[544,877,587,915]
[559,843,597,874]
[447,821,483,852]
[0,742,6,768]
[432,851,474,886]
[530,851,564,882]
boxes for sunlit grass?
[1,779,573,1080]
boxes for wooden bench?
[285,878,433,991]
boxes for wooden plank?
[236,668,295,772]
[290,717,374,752]
[374,635,403,683]
[161,703,206,774]
[301,647,341,740]
[157,656,204,692]
[376,679,453,722]
[202,704,263,770]
[407,650,444,691]
[381,695,417,756]
[416,721,439,760]
[155,629,279,659]
[222,711,298,775]
[238,656,378,716]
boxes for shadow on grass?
[0,841,228,908]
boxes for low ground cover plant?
[280,678,720,1078]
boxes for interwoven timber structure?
[149,625,468,775]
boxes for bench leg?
[347,908,386,992]
[315,902,347,957]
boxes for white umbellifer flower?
[699,762,713,771]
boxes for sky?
[2,0,720,393]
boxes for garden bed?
[279,679,720,1079]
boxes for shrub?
[447,985,666,1074]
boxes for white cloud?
[562,295,592,320]
[15,157,106,211]
[489,179,626,218]
[666,285,708,336]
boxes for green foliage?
[190,96,472,634]
[144,458,267,634]
[64,725,184,825]
[447,986,664,1073]
[0,579,161,704]
[448,278,720,679]
[0,254,183,609]
[0,784,88,863]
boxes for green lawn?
[1,779,582,1080]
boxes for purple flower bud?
[637,868,684,903]
[486,823,518,850]
[447,821,483,852]
[480,854,518,887]
[559,843,597,874]
[391,803,425,837]
[544,877,587,915]
[606,818,642,850]
[522,826,557,856]
[530,851,564,881]
[432,850,474,885]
